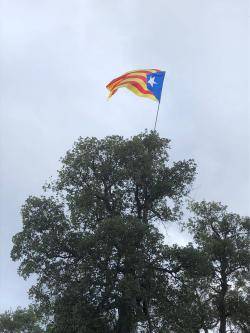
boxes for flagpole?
[153,101,160,131]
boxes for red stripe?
[110,89,117,97]
[126,69,160,74]
[107,73,145,88]
[108,75,147,90]
[106,69,159,88]
[107,73,130,86]
[117,80,153,95]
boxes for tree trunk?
[219,263,228,333]
[219,308,227,333]
[117,302,136,333]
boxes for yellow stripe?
[110,77,147,90]
[106,69,160,101]
[108,74,147,91]
[109,80,152,96]
[125,69,159,74]
[107,70,159,90]
[114,83,157,101]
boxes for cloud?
[0,0,249,310]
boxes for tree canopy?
[9,131,249,333]
[0,306,44,333]
[186,201,250,333]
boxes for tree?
[11,131,196,333]
[186,201,250,333]
[0,306,44,333]
[48,217,168,333]
[153,243,217,333]
[227,286,250,332]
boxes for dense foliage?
[0,307,44,333]
[7,132,249,333]
[187,201,250,333]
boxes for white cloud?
[0,0,249,310]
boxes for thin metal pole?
[153,101,160,131]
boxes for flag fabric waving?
[106,69,165,102]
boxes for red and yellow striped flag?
[106,69,162,101]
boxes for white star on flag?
[148,76,157,87]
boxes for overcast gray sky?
[0,0,249,311]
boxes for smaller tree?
[155,244,217,333]
[186,201,250,333]
[0,306,44,333]
[227,286,250,332]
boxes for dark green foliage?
[186,201,250,333]
[0,306,44,333]
[154,244,217,332]
[47,218,166,333]
[227,288,250,332]
[10,131,249,332]
[53,131,196,225]
[11,132,196,332]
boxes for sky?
[0,0,249,311]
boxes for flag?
[106,69,165,102]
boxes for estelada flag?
[106,69,165,102]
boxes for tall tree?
[187,201,250,333]
[11,132,196,333]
